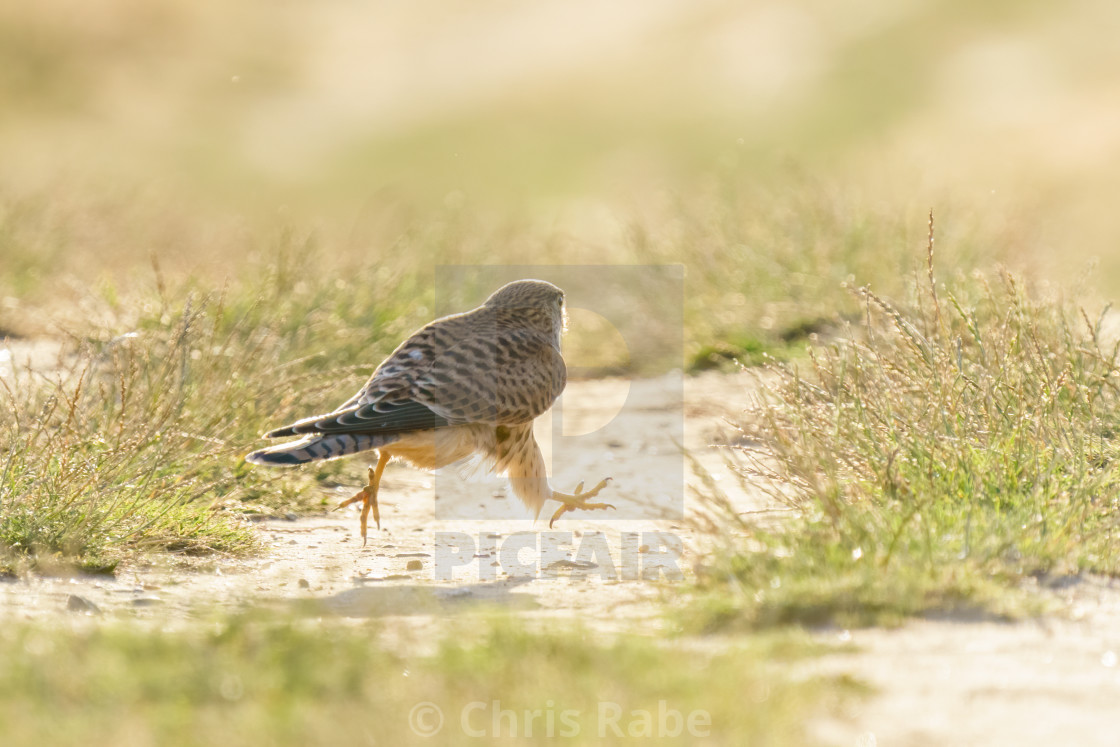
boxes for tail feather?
[263,413,323,439]
[245,433,398,466]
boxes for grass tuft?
[0,244,425,571]
[690,216,1120,629]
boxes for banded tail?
[245,433,398,466]
[245,398,445,466]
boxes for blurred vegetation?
[0,615,857,747]
[5,0,1119,336]
[1,0,1119,266]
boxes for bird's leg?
[334,450,390,544]
[548,478,614,528]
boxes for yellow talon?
[548,477,614,528]
[333,466,381,546]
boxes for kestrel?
[246,279,613,542]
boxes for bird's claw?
[333,467,380,546]
[548,477,614,528]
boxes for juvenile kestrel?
[246,279,613,541]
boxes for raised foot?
[332,467,380,545]
[548,478,615,529]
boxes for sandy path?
[808,575,1120,746]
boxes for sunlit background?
[3,0,1120,333]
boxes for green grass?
[0,175,1046,578]
[0,179,992,570]
[688,218,1120,629]
[0,241,432,571]
[0,615,858,747]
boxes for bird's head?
[484,279,567,347]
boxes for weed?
[690,214,1120,629]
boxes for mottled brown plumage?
[246,279,613,541]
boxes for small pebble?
[406,560,423,571]
[546,559,598,571]
[131,597,163,607]
[67,594,101,615]
[298,578,311,589]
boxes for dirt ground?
[4,359,1120,745]
[807,573,1120,746]
[0,369,741,633]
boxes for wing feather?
[265,400,450,438]
[262,310,564,439]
